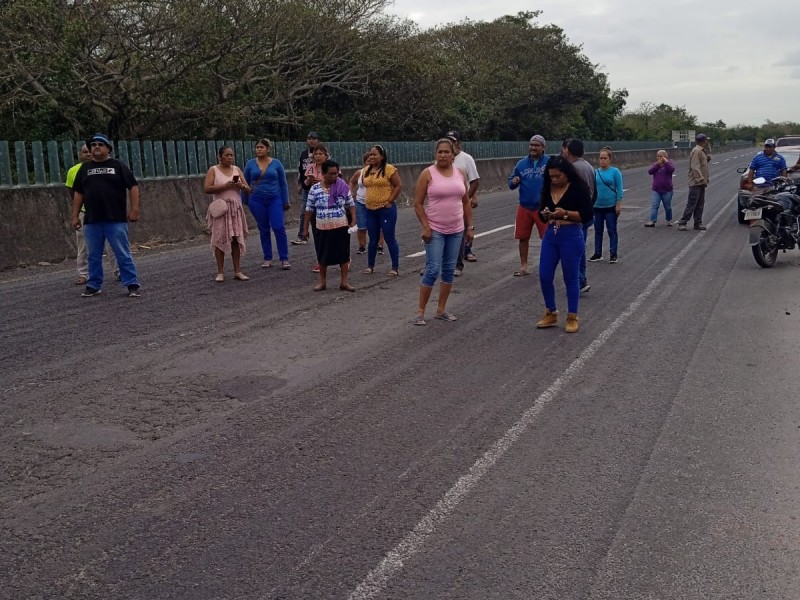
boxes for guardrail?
[0,139,670,188]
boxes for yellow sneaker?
[536,309,559,328]
[565,313,579,333]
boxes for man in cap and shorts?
[508,135,548,277]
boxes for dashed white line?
[348,198,730,600]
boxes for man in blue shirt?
[508,134,548,277]
[747,139,787,196]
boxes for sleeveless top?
[425,165,466,234]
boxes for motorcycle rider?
[746,139,788,195]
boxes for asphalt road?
[2,149,800,600]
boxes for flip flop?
[388,269,399,277]
[313,283,326,291]
[434,312,458,322]
[281,261,291,270]
[75,276,87,285]
[363,267,374,274]
[465,253,477,262]
[513,270,530,277]
[261,261,273,268]
[339,283,356,292]
[413,314,427,326]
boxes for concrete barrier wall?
[0,145,713,270]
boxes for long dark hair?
[364,144,388,178]
[542,155,585,197]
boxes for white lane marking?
[348,199,729,600]
[405,224,515,258]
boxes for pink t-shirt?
[425,165,466,234]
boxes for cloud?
[776,49,800,67]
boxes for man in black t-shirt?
[291,131,320,244]
[71,133,142,298]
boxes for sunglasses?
[90,142,106,148]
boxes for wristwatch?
[468,226,475,230]
[562,212,568,221]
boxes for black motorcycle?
[744,176,800,268]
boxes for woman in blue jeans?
[589,148,624,263]
[645,149,674,226]
[361,145,402,275]
[243,139,291,269]
[412,138,474,325]
[536,156,594,333]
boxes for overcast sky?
[388,0,800,127]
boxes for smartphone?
[232,175,240,183]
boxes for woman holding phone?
[243,138,291,269]
[203,145,249,282]
[536,155,593,333]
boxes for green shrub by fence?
[0,139,669,188]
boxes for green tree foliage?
[615,102,698,141]
[0,2,627,141]
[614,101,800,145]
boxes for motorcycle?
[744,176,800,268]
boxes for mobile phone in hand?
[232,175,240,183]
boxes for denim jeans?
[650,190,673,223]
[76,212,117,277]
[249,198,289,261]
[539,224,583,314]
[83,221,138,289]
[593,207,618,255]
[366,204,399,270]
[355,201,368,230]
[578,222,590,286]
[421,230,463,287]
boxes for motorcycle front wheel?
[752,228,779,268]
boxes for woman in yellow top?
[362,145,402,275]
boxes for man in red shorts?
[508,134,548,276]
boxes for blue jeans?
[249,198,289,261]
[539,225,583,314]
[650,190,673,223]
[421,230,463,287]
[83,221,138,289]
[578,222,591,286]
[355,201,368,230]
[366,204,399,270]
[593,207,618,255]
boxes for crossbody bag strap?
[596,169,617,194]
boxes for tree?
[0,0,394,139]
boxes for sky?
[387,0,800,127]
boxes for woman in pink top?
[203,145,250,282]
[412,138,474,325]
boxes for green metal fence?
[0,138,668,188]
